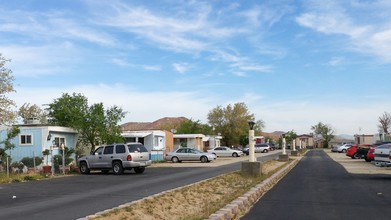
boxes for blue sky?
[1,0,391,135]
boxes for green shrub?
[20,157,43,168]
[23,176,35,181]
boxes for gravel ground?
[324,149,391,174]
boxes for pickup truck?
[373,143,391,167]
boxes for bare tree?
[378,112,391,134]
[0,53,16,125]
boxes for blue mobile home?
[0,123,78,166]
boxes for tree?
[47,93,126,152]
[378,112,391,134]
[18,103,47,123]
[284,130,298,146]
[207,102,264,146]
[0,53,17,125]
[311,122,334,148]
[0,126,20,162]
[176,119,213,134]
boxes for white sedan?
[207,146,243,157]
[165,148,216,163]
[374,143,391,167]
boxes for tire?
[263,149,269,153]
[171,157,179,163]
[232,152,238,157]
[200,156,208,163]
[79,162,90,174]
[101,170,109,174]
[112,161,123,175]
[365,157,371,162]
[353,154,360,159]
[342,149,346,153]
[134,167,145,174]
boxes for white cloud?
[328,56,345,66]
[296,1,391,62]
[0,44,79,77]
[9,83,215,124]
[172,63,189,74]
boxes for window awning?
[121,132,152,138]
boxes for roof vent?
[24,117,40,125]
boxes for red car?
[366,146,376,162]
[346,144,357,158]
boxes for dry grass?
[92,160,288,220]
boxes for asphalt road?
[241,150,391,220]
[0,154,278,220]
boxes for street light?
[248,121,256,162]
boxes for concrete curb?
[208,158,301,220]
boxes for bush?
[20,157,43,168]
[11,161,24,172]
[53,154,74,173]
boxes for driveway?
[324,149,391,174]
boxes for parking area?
[325,149,391,174]
[151,150,281,168]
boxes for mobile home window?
[54,137,65,148]
[20,134,33,145]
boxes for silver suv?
[78,143,152,175]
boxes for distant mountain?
[336,134,354,140]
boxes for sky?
[1,0,391,136]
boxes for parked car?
[373,143,391,167]
[346,144,371,159]
[165,148,216,163]
[367,142,391,162]
[346,145,357,159]
[78,143,152,175]
[366,146,376,162]
[255,144,271,153]
[207,146,243,157]
[355,144,373,160]
[242,147,249,155]
[332,144,353,153]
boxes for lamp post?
[282,135,286,155]
[279,134,289,161]
[248,121,256,162]
[241,120,262,176]
[61,143,65,175]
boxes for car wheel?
[134,167,145,174]
[171,157,179,163]
[342,149,346,153]
[232,152,238,157]
[365,157,371,162]
[352,154,360,159]
[263,149,268,153]
[79,162,90,174]
[200,156,208,163]
[101,170,109,174]
[112,161,123,175]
